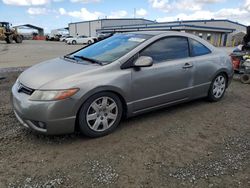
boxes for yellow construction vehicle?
[0,22,23,44]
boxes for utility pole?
[134,8,136,18]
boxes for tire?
[72,40,76,45]
[5,35,13,44]
[87,40,92,45]
[207,73,227,102]
[78,92,123,138]
[15,35,23,43]
[240,74,250,84]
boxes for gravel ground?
[0,71,249,188]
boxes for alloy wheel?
[212,75,226,98]
[86,96,118,132]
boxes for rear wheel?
[72,40,76,45]
[78,92,123,137]
[207,73,227,102]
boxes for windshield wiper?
[63,55,77,61]
[73,55,102,65]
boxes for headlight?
[29,88,79,101]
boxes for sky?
[0,0,250,33]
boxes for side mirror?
[134,56,153,67]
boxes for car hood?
[18,57,99,90]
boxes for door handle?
[182,62,193,69]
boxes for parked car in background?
[12,31,233,138]
[97,32,113,41]
[66,35,97,45]
[46,34,61,41]
[60,35,73,42]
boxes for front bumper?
[11,82,77,135]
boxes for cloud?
[70,0,100,3]
[148,0,171,12]
[2,0,50,6]
[215,8,248,18]
[148,0,224,12]
[108,10,128,18]
[58,8,129,20]
[195,0,223,3]
[58,7,66,15]
[245,0,250,11]
[174,0,202,11]
[58,7,103,20]
[27,7,47,15]
[157,10,214,22]
[136,8,147,17]
[156,8,250,26]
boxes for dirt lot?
[0,71,249,188]
[0,40,80,69]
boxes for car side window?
[139,37,189,63]
[189,39,211,57]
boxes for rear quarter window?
[189,39,211,57]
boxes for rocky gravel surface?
[0,71,249,188]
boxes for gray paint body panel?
[12,31,233,135]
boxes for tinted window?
[72,34,152,63]
[140,37,189,63]
[190,39,211,57]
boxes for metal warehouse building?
[68,18,155,37]
[69,19,247,47]
[98,19,246,47]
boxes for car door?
[77,36,85,44]
[131,36,194,112]
[188,38,214,99]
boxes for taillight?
[231,56,241,70]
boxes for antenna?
[134,8,136,18]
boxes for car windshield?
[70,33,152,64]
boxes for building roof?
[161,19,247,27]
[101,19,246,30]
[69,18,155,25]
[13,24,43,30]
[97,24,235,34]
[13,24,44,36]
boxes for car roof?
[121,31,209,41]
[120,31,219,53]
[124,31,180,36]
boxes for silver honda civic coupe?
[12,31,234,137]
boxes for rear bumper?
[11,82,77,135]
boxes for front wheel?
[72,40,76,45]
[207,73,227,102]
[5,35,13,44]
[87,40,92,45]
[78,92,123,137]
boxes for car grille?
[17,82,34,95]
